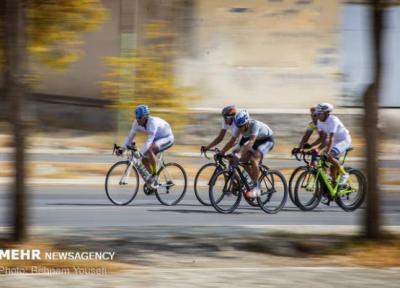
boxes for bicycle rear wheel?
[335,168,366,212]
[194,163,220,206]
[294,170,321,211]
[155,162,187,206]
[257,169,288,214]
[209,170,242,213]
[105,161,139,205]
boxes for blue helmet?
[234,110,250,127]
[135,105,150,119]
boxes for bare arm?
[220,135,239,155]
[298,130,313,148]
[310,131,325,148]
[205,129,227,150]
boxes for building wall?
[32,0,120,99]
[176,0,341,109]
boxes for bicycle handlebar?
[202,148,221,160]
[292,150,321,165]
[113,143,138,155]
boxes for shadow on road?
[148,208,260,215]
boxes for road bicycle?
[293,150,366,212]
[105,143,187,206]
[289,147,353,207]
[208,154,288,214]
[196,149,263,208]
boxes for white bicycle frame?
[119,151,171,187]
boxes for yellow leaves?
[26,0,107,69]
[101,23,197,130]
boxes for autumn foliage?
[101,22,196,130]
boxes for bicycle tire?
[294,169,322,211]
[335,168,366,212]
[155,162,187,206]
[257,169,288,214]
[288,166,309,206]
[209,169,242,213]
[105,160,139,206]
[194,163,220,206]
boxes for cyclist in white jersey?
[201,105,240,154]
[117,105,174,184]
[309,103,352,186]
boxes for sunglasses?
[223,114,235,119]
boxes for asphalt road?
[1,184,399,228]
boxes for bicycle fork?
[119,161,134,185]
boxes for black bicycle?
[208,154,288,214]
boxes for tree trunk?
[364,0,382,239]
[5,0,27,242]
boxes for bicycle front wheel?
[105,160,139,206]
[335,168,366,212]
[294,170,321,211]
[209,170,242,213]
[155,162,187,206]
[194,163,220,206]
[288,166,308,206]
[257,169,288,214]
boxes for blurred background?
[1,0,399,147]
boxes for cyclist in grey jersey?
[236,119,273,140]
[221,110,274,198]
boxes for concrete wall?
[176,0,341,109]
[31,0,120,99]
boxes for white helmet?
[316,103,333,113]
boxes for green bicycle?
[293,150,366,212]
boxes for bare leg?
[146,144,159,176]
[240,150,252,178]
[328,154,341,183]
[249,151,262,183]
[142,156,151,175]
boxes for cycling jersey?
[306,121,318,133]
[123,116,174,155]
[235,119,273,141]
[317,115,350,145]
[221,120,238,136]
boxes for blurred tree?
[363,0,383,239]
[26,0,106,69]
[4,0,26,242]
[101,22,196,131]
[1,0,106,70]
[1,0,106,241]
